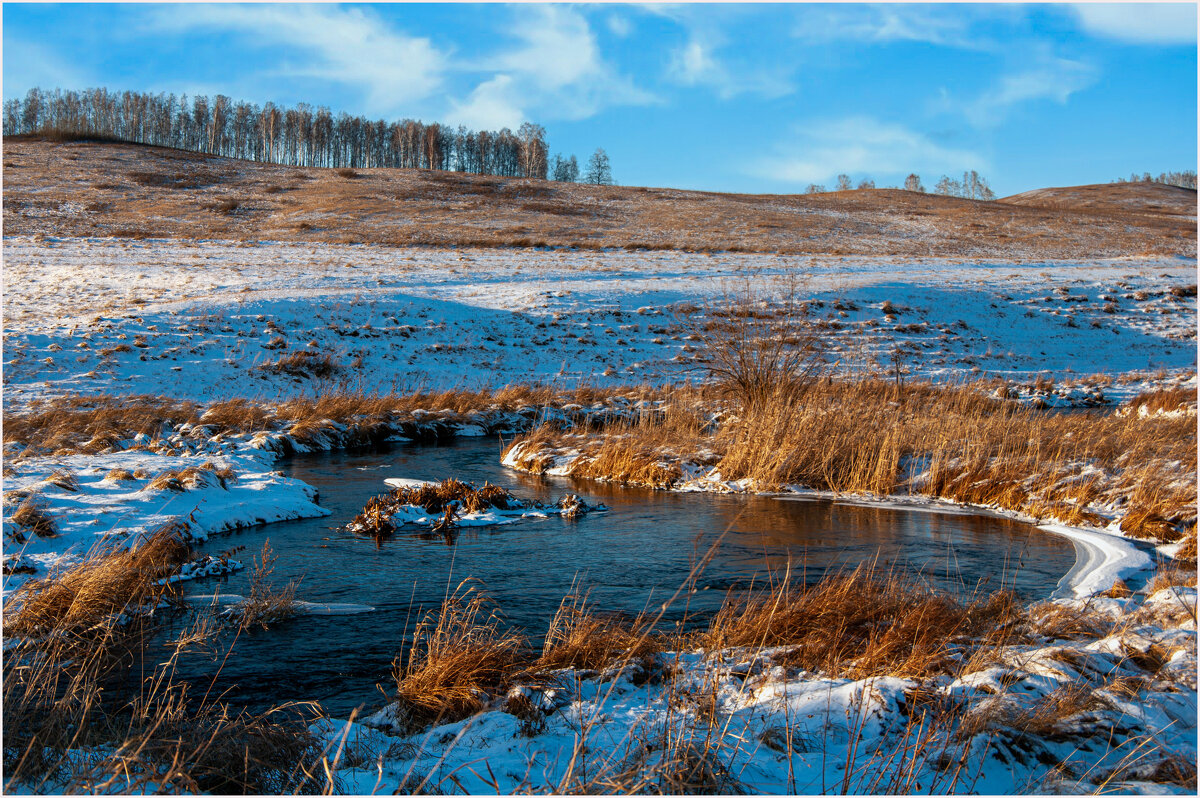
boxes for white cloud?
[1072,3,1197,45]
[445,5,655,129]
[447,75,523,131]
[606,13,633,38]
[964,53,1097,127]
[146,4,447,115]
[747,117,986,185]
[792,4,996,49]
[666,35,792,99]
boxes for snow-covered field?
[325,583,1197,794]
[2,237,1195,407]
[2,236,1196,794]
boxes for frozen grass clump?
[390,581,528,733]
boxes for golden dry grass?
[348,479,516,538]
[3,529,331,794]
[506,378,1197,542]
[228,542,299,631]
[1,385,671,457]
[702,565,1020,679]
[2,394,199,456]
[4,526,189,638]
[391,582,529,733]
[538,591,660,672]
[8,497,58,540]
[4,139,1193,257]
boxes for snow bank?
[1044,523,1156,599]
[319,582,1197,795]
[2,449,328,597]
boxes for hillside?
[1002,182,1197,216]
[2,138,1195,257]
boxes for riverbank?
[3,382,1196,793]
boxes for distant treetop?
[1112,170,1197,189]
[2,86,603,182]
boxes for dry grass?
[538,591,660,672]
[8,497,59,540]
[1127,387,1197,415]
[1,385,671,458]
[959,682,1102,742]
[703,565,1020,679]
[506,377,1197,542]
[3,528,332,794]
[42,467,80,492]
[348,479,516,538]
[1146,566,1198,594]
[200,397,273,431]
[2,394,199,456]
[140,462,233,493]
[390,581,529,733]
[227,542,299,631]
[4,526,189,638]
[4,139,1193,257]
[103,467,137,482]
[254,350,343,380]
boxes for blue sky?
[3,2,1196,195]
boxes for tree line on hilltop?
[2,86,616,184]
[803,170,996,200]
[1112,170,1197,190]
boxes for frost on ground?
[316,585,1197,795]
[0,433,327,595]
[2,236,1196,794]
[2,237,1196,408]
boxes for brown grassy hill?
[2,138,1195,258]
[1001,182,1197,216]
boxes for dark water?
[180,437,1076,716]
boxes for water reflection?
[182,437,1075,715]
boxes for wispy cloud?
[962,52,1097,128]
[666,34,793,99]
[792,4,1011,49]
[447,5,655,129]
[1071,3,1197,45]
[146,4,447,115]
[747,117,986,185]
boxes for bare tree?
[517,122,548,179]
[933,175,960,196]
[835,174,852,191]
[857,178,875,190]
[903,173,924,192]
[551,153,579,182]
[584,147,613,185]
[804,183,826,194]
[4,84,587,182]
[685,274,827,413]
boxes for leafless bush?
[227,541,299,631]
[685,274,827,412]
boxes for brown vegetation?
[539,591,660,671]
[703,565,1020,678]
[348,479,516,538]
[3,527,331,793]
[254,350,343,380]
[227,542,299,631]
[390,582,528,733]
[505,378,1198,542]
[4,139,1194,257]
[2,394,199,456]
[2,385,671,458]
[4,526,189,638]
